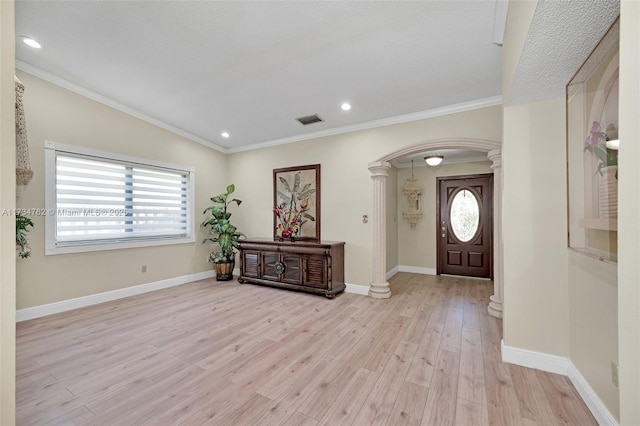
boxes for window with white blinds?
[45,142,194,254]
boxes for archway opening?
[368,138,503,319]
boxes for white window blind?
[45,142,195,254]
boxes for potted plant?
[584,121,618,177]
[202,184,245,281]
[16,213,34,259]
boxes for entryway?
[367,138,504,319]
[437,173,493,279]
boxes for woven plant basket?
[15,76,34,189]
[16,168,34,186]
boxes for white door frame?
[368,138,504,319]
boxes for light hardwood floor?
[16,273,596,425]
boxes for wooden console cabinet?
[238,238,345,298]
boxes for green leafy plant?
[584,121,618,178]
[16,213,34,259]
[202,184,245,264]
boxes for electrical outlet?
[141,265,147,273]
[611,362,619,388]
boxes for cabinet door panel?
[304,256,327,288]
[261,252,280,281]
[282,255,302,284]
[242,251,260,278]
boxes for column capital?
[488,149,502,169]
[368,161,392,178]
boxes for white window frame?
[45,141,195,255]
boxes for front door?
[437,173,493,278]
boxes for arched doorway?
[368,138,503,319]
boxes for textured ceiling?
[506,0,620,106]
[15,1,503,152]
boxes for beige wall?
[227,106,501,287]
[618,1,640,423]
[396,161,493,270]
[502,98,570,356]
[502,2,572,360]
[0,0,16,423]
[569,252,619,419]
[502,1,640,421]
[502,0,537,98]
[386,166,398,273]
[15,71,228,309]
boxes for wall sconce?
[402,160,423,227]
[424,155,443,166]
[605,124,619,150]
[606,139,619,149]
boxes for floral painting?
[273,164,320,241]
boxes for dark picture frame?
[273,164,321,242]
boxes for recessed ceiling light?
[221,132,230,138]
[21,37,42,49]
[341,102,352,111]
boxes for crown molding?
[225,95,503,154]
[15,60,227,153]
[17,60,501,155]
[492,0,508,45]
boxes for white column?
[488,149,503,318]
[368,161,392,299]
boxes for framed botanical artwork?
[566,18,619,262]
[273,164,321,242]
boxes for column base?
[368,282,391,299]
[488,295,503,318]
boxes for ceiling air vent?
[296,114,323,126]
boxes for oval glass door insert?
[450,189,480,242]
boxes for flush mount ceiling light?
[341,102,352,111]
[221,132,230,138]
[21,36,42,49]
[424,155,443,166]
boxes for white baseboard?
[345,283,369,296]
[385,265,436,281]
[501,340,618,425]
[567,362,619,426]
[501,340,569,375]
[398,265,437,276]
[16,270,215,322]
[386,266,399,280]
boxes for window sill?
[45,236,195,255]
[578,218,617,231]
